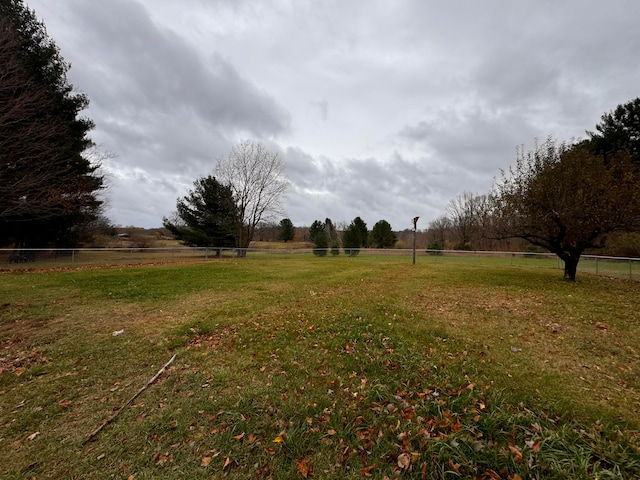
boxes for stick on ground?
[85,354,176,443]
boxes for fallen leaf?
[27,431,40,441]
[273,434,285,443]
[201,456,212,467]
[509,474,523,480]
[397,453,411,470]
[233,432,245,441]
[265,447,276,455]
[223,456,232,470]
[247,433,257,444]
[15,367,27,377]
[447,459,461,474]
[327,429,336,436]
[59,399,72,409]
[296,457,312,478]
[509,444,523,463]
[359,464,375,477]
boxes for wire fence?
[1,247,639,281]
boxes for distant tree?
[278,218,294,242]
[493,137,640,281]
[162,175,236,247]
[0,0,104,248]
[343,218,364,256]
[427,216,451,250]
[352,216,369,248]
[312,229,328,256]
[587,97,640,163]
[309,220,325,245]
[446,191,480,250]
[369,220,396,248]
[214,140,288,254]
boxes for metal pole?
[412,217,419,265]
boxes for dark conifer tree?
[0,0,104,248]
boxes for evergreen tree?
[0,0,104,248]
[352,216,369,247]
[278,218,295,242]
[369,220,396,248]
[343,219,363,256]
[163,176,237,247]
[587,97,640,163]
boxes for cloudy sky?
[28,0,640,231]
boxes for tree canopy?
[587,97,640,163]
[163,175,236,247]
[278,218,294,242]
[343,218,365,256]
[0,0,104,248]
[492,137,640,280]
[369,219,396,248]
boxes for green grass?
[1,255,640,478]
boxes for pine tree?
[0,0,104,248]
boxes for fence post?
[72,249,75,264]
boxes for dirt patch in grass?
[0,317,51,376]
[186,325,238,350]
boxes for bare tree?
[446,191,480,249]
[426,215,451,249]
[214,140,288,252]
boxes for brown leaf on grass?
[223,456,232,470]
[233,432,245,441]
[397,453,411,470]
[200,456,212,467]
[152,453,173,465]
[509,474,523,480]
[485,468,501,479]
[247,432,257,444]
[359,464,375,477]
[447,459,461,474]
[27,431,40,441]
[273,433,285,443]
[296,457,313,478]
[508,444,523,462]
[59,399,72,409]
[265,447,276,455]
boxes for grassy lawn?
[1,255,639,478]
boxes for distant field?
[1,256,639,478]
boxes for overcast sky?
[28,0,640,231]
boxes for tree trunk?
[563,256,579,281]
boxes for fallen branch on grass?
[85,354,177,443]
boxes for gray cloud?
[27,0,640,230]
